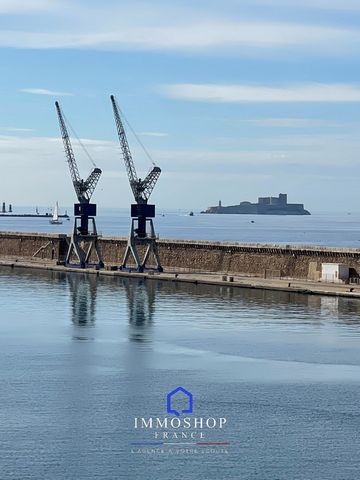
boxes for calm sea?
[0,268,360,479]
[1,207,360,247]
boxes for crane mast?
[110,94,163,272]
[55,101,103,269]
[55,101,101,204]
[110,95,161,204]
[110,95,138,192]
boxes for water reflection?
[2,271,360,479]
[67,273,97,327]
[152,280,360,326]
[122,278,156,343]
[66,273,98,343]
[1,266,360,329]
[65,272,157,343]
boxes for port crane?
[110,94,162,272]
[55,101,104,268]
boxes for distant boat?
[189,211,194,216]
[49,202,63,225]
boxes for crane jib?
[110,94,161,204]
[55,101,102,204]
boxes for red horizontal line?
[196,442,230,445]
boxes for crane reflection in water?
[67,272,156,343]
[64,270,360,347]
[122,278,156,343]
[67,273,97,335]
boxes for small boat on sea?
[189,211,194,216]
[49,202,63,225]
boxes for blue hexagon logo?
[167,387,193,417]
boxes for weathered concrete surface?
[1,231,360,281]
[1,257,360,299]
[157,239,360,280]
[0,232,67,261]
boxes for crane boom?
[55,101,81,189]
[110,95,161,204]
[141,166,161,200]
[84,168,102,200]
[110,95,138,188]
[55,101,101,203]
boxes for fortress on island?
[201,193,310,215]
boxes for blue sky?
[1,0,360,211]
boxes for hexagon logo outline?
[166,387,193,417]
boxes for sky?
[1,0,360,212]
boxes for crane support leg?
[120,217,162,273]
[66,216,104,269]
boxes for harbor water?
[1,208,360,248]
[1,267,360,479]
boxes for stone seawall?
[1,231,360,280]
[153,239,360,280]
[0,232,68,262]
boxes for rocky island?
[201,193,310,215]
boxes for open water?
[0,268,360,479]
[1,207,360,247]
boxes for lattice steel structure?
[110,95,162,272]
[55,101,104,269]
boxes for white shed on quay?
[321,263,350,283]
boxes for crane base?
[120,217,162,273]
[66,216,104,269]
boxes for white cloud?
[0,0,59,13]
[0,16,359,55]
[162,83,360,103]
[20,88,73,96]
[0,134,118,169]
[140,131,168,137]
[0,127,34,132]
[146,129,360,169]
[0,1,359,58]
[245,118,346,128]
[1,132,360,208]
[253,0,360,11]
[2,132,356,176]
[0,134,119,203]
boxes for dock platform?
[1,257,360,299]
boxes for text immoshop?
[134,417,227,429]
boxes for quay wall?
[0,232,68,262]
[1,231,360,280]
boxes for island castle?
[202,193,310,215]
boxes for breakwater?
[1,231,360,281]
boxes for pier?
[0,213,69,218]
[1,231,360,298]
